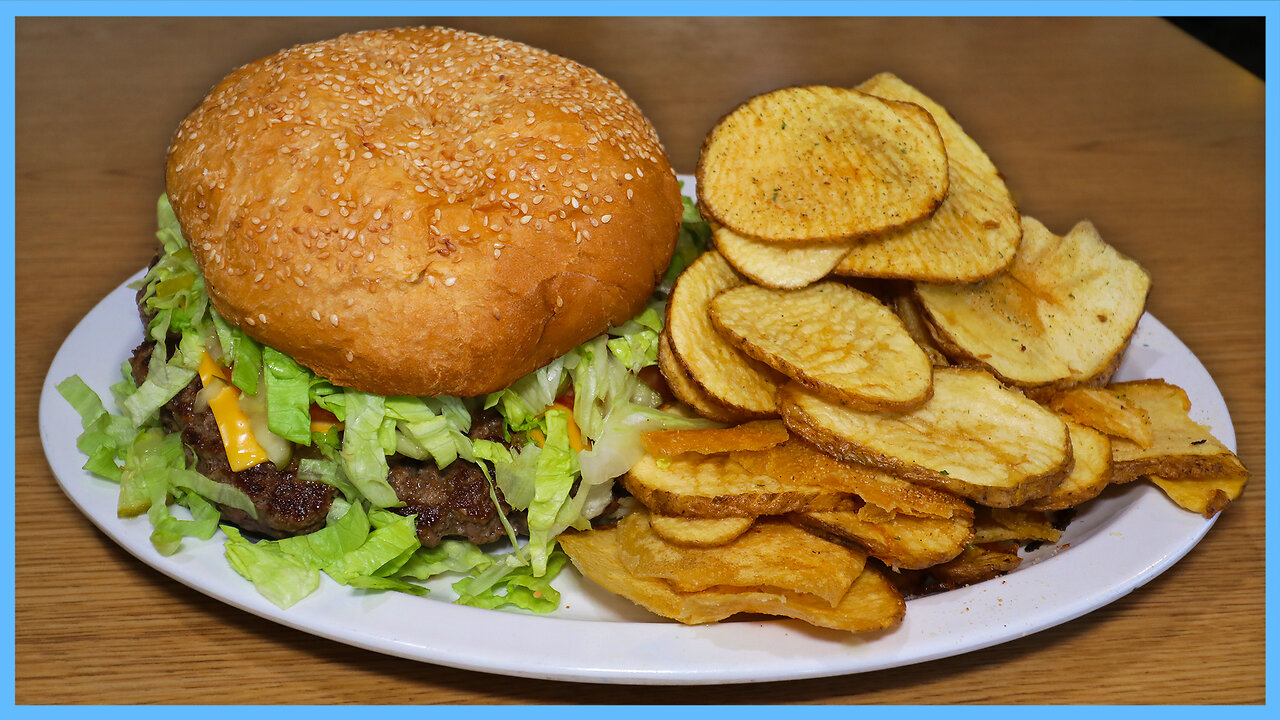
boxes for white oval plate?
[39,251,1235,686]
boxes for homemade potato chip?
[1049,386,1154,448]
[778,370,1072,507]
[714,223,853,289]
[641,419,789,457]
[1103,380,1245,483]
[892,294,950,367]
[618,512,865,605]
[710,282,933,411]
[928,545,1022,589]
[1149,469,1248,518]
[1019,417,1112,511]
[559,524,906,632]
[657,333,748,424]
[648,514,755,547]
[915,217,1151,391]
[792,509,973,570]
[972,507,1062,544]
[835,73,1021,283]
[666,251,781,416]
[623,447,851,517]
[697,85,948,242]
[731,440,974,520]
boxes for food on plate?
[834,73,1021,283]
[1102,380,1242,483]
[665,251,783,416]
[618,510,866,604]
[1149,470,1249,518]
[696,85,949,243]
[1016,417,1113,512]
[709,282,933,411]
[972,507,1063,545]
[778,370,1072,507]
[647,514,755,546]
[656,333,748,424]
[1048,386,1154,448]
[791,509,973,570]
[640,419,789,457]
[915,217,1152,393]
[926,544,1023,590]
[56,25,715,610]
[559,521,905,632]
[891,294,951,367]
[712,223,853,289]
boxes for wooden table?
[16,17,1264,704]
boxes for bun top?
[166,26,682,397]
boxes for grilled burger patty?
[129,339,522,546]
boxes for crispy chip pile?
[557,71,1246,635]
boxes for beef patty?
[130,340,519,546]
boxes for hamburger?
[62,26,711,609]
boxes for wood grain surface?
[15,17,1264,704]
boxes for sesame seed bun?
[166,26,682,397]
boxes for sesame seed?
[329,314,339,326]
[444,276,457,286]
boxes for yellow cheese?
[199,352,269,471]
[528,403,589,452]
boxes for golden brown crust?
[166,26,682,396]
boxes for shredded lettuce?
[338,391,401,508]
[263,346,314,444]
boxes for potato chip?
[559,524,905,632]
[1149,469,1248,518]
[778,370,1072,507]
[623,447,851,518]
[657,333,748,424]
[972,507,1062,544]
[641,420,789,457]
[710,282,933,411]
[728,440,974,520]
[1049,386,1154,448]
[928,545,1022,589]
[1102,380,1245,484]
[835,73,1020,282]
[915,217,1151,391]
[714,223,853,289]
[648,514,755,547]
[892,294,950,367]
[1019,417,1112,511]
[697,85,948,242]
[792,509,972,570]
[618,512,865,605]
[665,251,781,416]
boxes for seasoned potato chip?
[972,507,1062,544]
[778,370,1072,507]
[710,282,933,411]
[892,294,950,367]
[714,223,853,289]
[559,524,905,632]
[657,333,748,424]
[1103,380,1245,483]
[618,512,865,605]
[642,419,788,457]
[624,438,971,520]
[648,514,755,546]
[666,251,781,416]
[1019,417,1112,511]
[928,545,1022,589]
[915,217,1151,391]
[1049,386,1153,448]
[697,85,948,242]
[835,73,1020,283]
[623,447,851,517]
[731,440,974,520]
[1149,469,1248,518]
[792,509,972,570]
